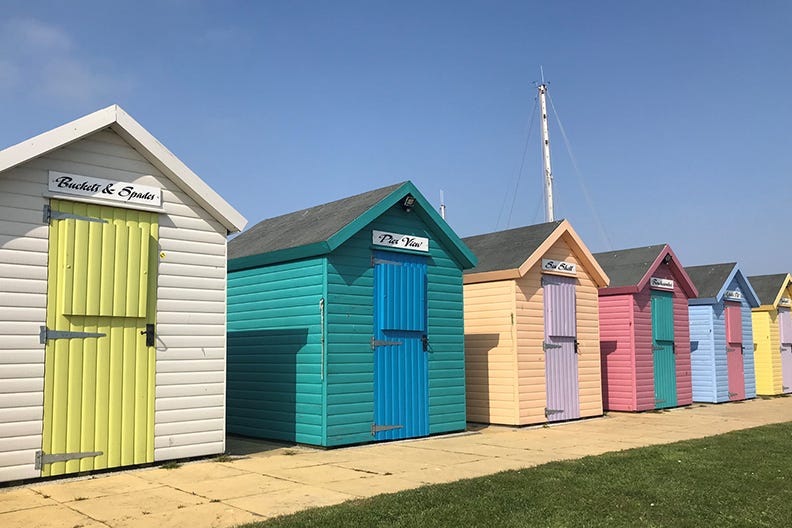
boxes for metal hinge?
[371,256,403,266]
[655,399,666,404]
[728,392,738,398]
[371,337,403,350]
[371,424,403,436]
[35,450,102,470]
[40,326,106,344]
[544,408,564,417]
[652,345,664,351]
[543,342,562,350]
[44,204,108,224]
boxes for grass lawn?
[238,421,792,527]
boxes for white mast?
[538,68,554,222]
[439,190,446,220]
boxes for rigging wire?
[495,94,539,230]
[546,92,614,250]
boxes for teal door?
[651,290,677,409]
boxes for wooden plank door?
[724,301,745,400]
[543,275,580,422]
[41,200,158,476]
[779,308,792,393]
[372,251,428,441]
[651,290,677,409]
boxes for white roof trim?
[0,104,247,233]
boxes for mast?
[439,190,446,220]
[538,78,554,222]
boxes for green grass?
[239,422,792,528]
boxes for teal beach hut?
[226,182,476,447]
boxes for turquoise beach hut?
[226,182,476,447]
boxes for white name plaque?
[650,277,675,291]
[542,259,577,276]
[723,290,743,302]
[49,171,162,207]
[372,230,429,252]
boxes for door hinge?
[652,345,664,351]
[35,450,102,470]
[543,342,562,350]
[371,424,404,436]
[544,408,564,417]
[40,326,106,344]
[44,204,108,224]
[655,399,666,404]
[728,392,738,398]
[371,256,403,266]
[371,337,403,350]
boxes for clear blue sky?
[1,1,790,275]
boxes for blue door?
[372,250,428,440]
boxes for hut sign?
[723,290,743,301]
[49,171,162,206]
[780,297,791,307]
[650,277,674,290]
[542,258,577,276]
[372,230,429,252]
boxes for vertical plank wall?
[325,204,465,446]
[0,129,229,481]
[463,280,517,424]
[753,311,781,395]
[514,236,602,424]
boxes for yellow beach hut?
[462,220,609,425]
[748,273,792,395]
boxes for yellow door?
[41,199,158,476]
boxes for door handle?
[140,324,155,347]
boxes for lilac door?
[779,308,792,393]
[724,302,745,401]
[543,274,579,422]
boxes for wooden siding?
[599,294,635,410]
[689,304,716,402]
[752,311,781,395]
[0,129,229,481]
[513,236,602,424]
[710,303,729,402]
[463,280,517,424]
[324,204,466,446]
[226,258,324,445]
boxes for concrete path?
[2,397,791,527]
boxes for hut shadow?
[464,333,501,424]
[600,340,618,408]
[227,328,309,444]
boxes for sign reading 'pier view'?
[48,171,162,207]
[372,230,429,252]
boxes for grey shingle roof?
[462,221,563,274]
[684,263,736,299]
[592,244,666,288]
[228,182,405,260]
[747,274,788,306]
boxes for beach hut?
[462,220,609,425]
[0,106,247,483]
[747,273,792,395]
[595,244,698,411]
[685,263,759,403]
[226,181,476,447]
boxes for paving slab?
[224,485,355,520]
[0,503,108,528]
[0,487,58,513]
[65,485,205,525]
[106,501,261,528]
[30,473,160,503]
[171,472,300,501]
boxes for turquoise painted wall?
[324,203,466,446]
[226,258,326,444]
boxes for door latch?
[422,335,428,351]
[140,324,155,347]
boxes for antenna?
[538,67,554,222]
[439,190,446,220]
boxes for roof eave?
[228,240,331,272]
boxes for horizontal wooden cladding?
[598,293,635,410]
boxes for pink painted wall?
[599,262,693,411]
[599,294,636,410]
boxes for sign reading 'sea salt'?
[723,290,743,301]
[649,277,675,291]
[541,259,577,276]
[48,171,162,207]
[372,230,429,252]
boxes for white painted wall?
[0,128,229,482]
